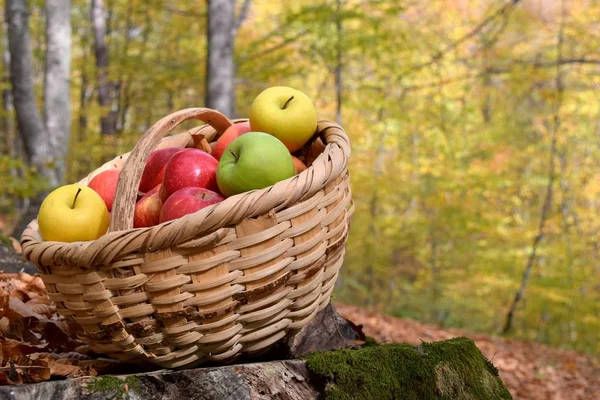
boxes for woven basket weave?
[20,108,353,369]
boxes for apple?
[159,187,224,223]
[292,156,307,174]
[305,137,326,167]
[134,184,162,228]
[38,184,110,242]
[160,148,220,202]
[139,147,185,193]
[217,132,295,197]
[249,86,318,152]
[88,169,121,212]
[212,122,252,160]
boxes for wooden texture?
[20,108,354,369]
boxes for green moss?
[86,375,139,399]
[363,336,379,347]
[306,337,512,400]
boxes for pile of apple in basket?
[37,86,323,242]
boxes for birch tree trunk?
[5,0,58,187]
[92,0,117,135]
[6,0,72,237]
[44,0,72,183]
[205,0,236,117]
[335,0,342,125]
[2,43,14,154]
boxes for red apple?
[159,187,224,223]
[212,122,252,160]
[292,156,307,174]
[88,169,121,212]
[160,148,220,202]
[134,184,162,228]
[139,147,185,193]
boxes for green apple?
[249,86,318,152]
[217,132,295,197]
[38,184,110,242]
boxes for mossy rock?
[306,336,512,400]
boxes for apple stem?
[282,95,294,110]
[201,193,207,200]
[230,149,238,162]
[72,188,82,209]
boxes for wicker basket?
[20,108,353,369]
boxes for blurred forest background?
[1,0,599,356]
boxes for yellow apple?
[38,184,110,242]
[249,86,318,152]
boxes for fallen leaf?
[0,318,9,335]
[49,361,82,378]
[8,297,44,320]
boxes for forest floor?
[335,302,600,400]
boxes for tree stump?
[0,337,511,400]
[0,242,37,274]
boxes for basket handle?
[109,108,233,232]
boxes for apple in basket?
[159,148,220,202]
[134,184,163,228]
[87,168,121,212]
[292,156,307,174]
[212,121,252,160]
[249,86,318,152]
[217,132,295,197]
[139,147,185,193]
[159,187,224,223]
[37,184,110,242]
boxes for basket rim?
[21,113,351,269]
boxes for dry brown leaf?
[26,296,52,305]
[49,361,82,378]
[0,338,48,362]
[22,366,51,383]
[0,372,11,385]
[9,289,29,302]
[8,297,44,320]
[0,288,8,314]
[0,273,20,282]
[0,317,9,336]
[27,303,56,317]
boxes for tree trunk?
[335,0,342,124]
[502,0,565,334]
[91,0,117,135]
[5,0,58,187]
[2,41,17,161]
[77,17,91,141]
[44,0,72,184]
[205,0,236,117]
[364,110,386,307]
